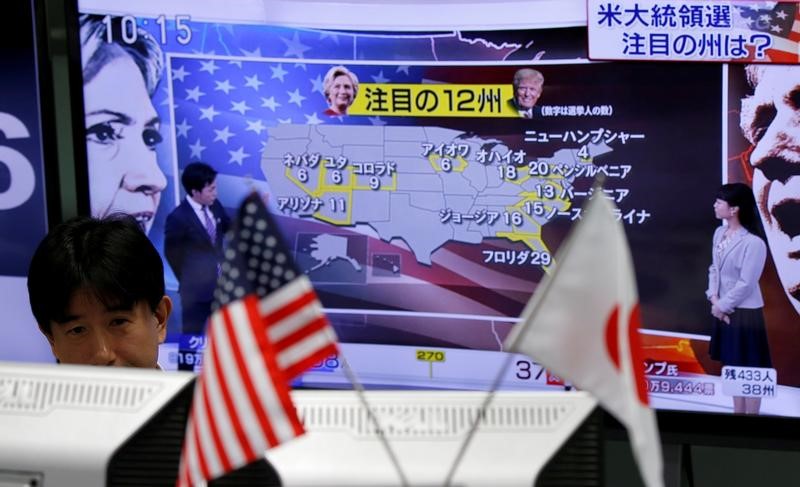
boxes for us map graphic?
[263,124,612,269]
[161,25,595,349]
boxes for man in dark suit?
[165,162,230,336]
[508,68,544,118]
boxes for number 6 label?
[0,112,35,210]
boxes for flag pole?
[443,174,607,486]
[442,250,571,486]
[338,353,410,487]
[442,231,569,485]
[442,352,515,486]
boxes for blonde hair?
[323,65,359,104]
[512,68,544,90]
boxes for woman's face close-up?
[329,74,355,113]
[713,198,734,221]
[85,54,166,233]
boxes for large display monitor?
[66,0,800,423]
[0,0,56,364]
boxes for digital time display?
[102,14,192,45]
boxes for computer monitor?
[269,389,600,486]
[0,361,600,486]
[0,361,196,486]
[58,0,800,425]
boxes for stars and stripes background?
[176,192,338,486]
[169,56,421,182]
[733,1,800,63]
[155,20,566,188]
[122,15,582,258]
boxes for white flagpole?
[441,219,584,486]
[337,353,410,486]
[441,352,513,486]
[443,175,608,486]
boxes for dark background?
[0,0,50,276]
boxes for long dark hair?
[716,183,764,239]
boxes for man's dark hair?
[181,162,218,195]
[27,215,165,334]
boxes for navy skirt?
[709,307,772,368]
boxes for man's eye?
[86,122,123,144]
[789,89,800,110]
[749,104,777,144]
[65,326,86,336]
[742,97,778,145]
[143,128,163,148]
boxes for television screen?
[0,0,53,363]
[71,0,800,418]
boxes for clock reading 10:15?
[101,14,192,46]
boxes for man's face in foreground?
[740,65,800,315]
[45,289,169,367]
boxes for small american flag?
[734,2,800,63]
[176,192,338,486]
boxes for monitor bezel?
[59,0,800,446]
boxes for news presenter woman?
[707,183,772,415]
[80,15,167,234]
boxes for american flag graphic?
[170,56,418,182]
[176,192,338,486]
[734,1,800,62]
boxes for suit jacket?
[706,225,766,314]
[165,198,231,306]
[507,98,541,118]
